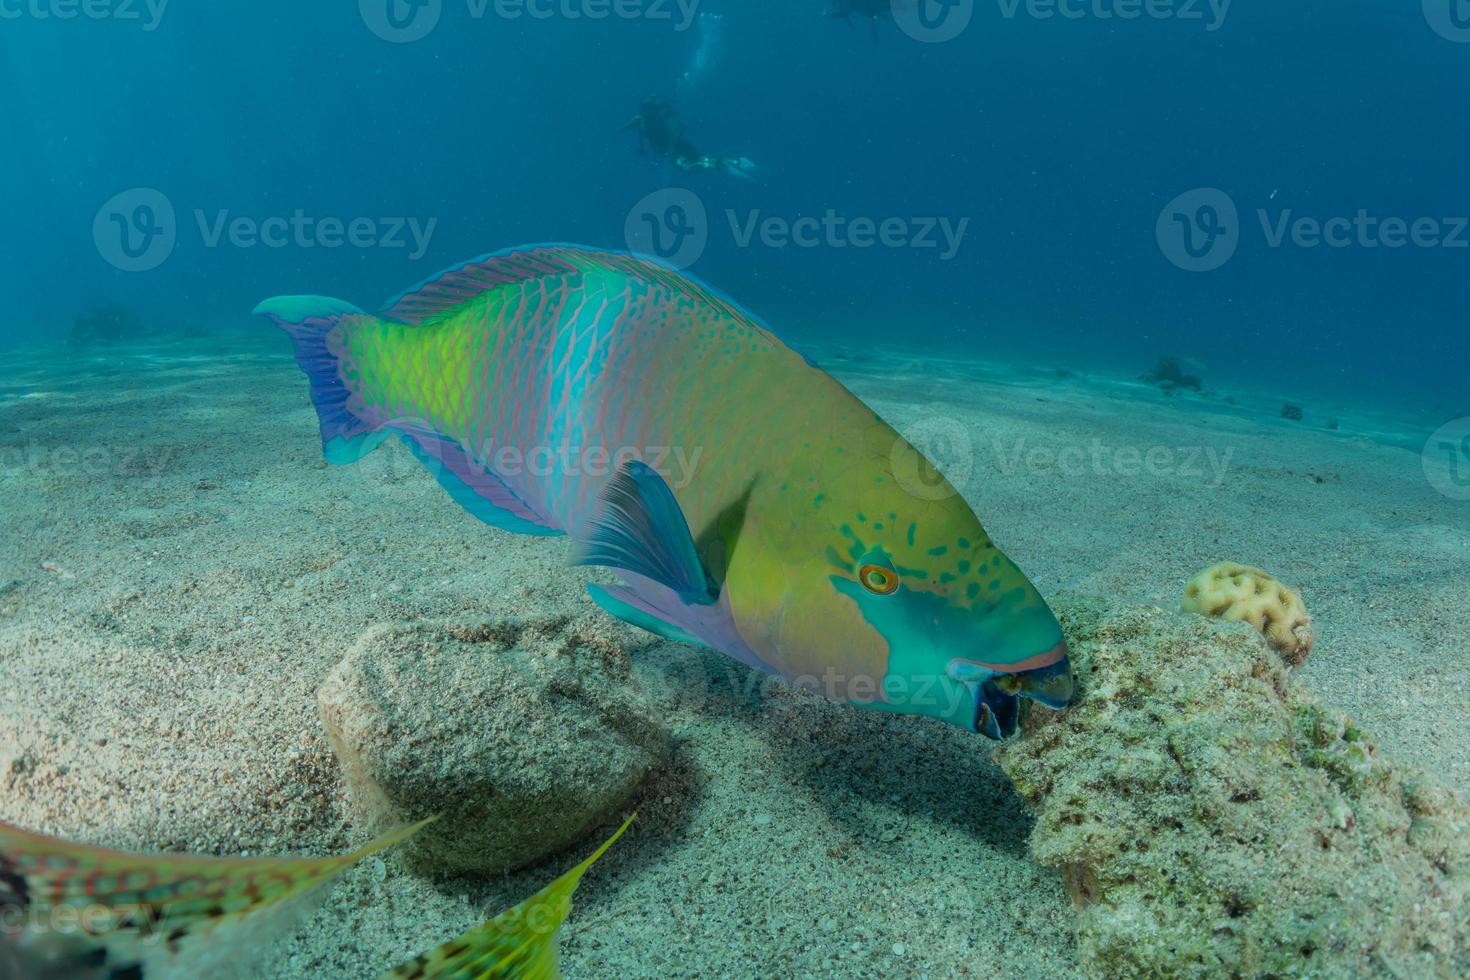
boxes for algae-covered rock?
[994,593,1470,979]
[318,618,665,876]
[67,303,149,347]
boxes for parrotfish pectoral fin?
[573,467,778,674]
[379,814,635,980]
[571,461,715,605]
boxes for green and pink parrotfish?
[255,245,1072,738]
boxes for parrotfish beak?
[949,642,1074,740]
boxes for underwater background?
[4,3,1470,979]
[2,0,1468,416]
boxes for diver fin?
[571,461,715,604]
[587,582,708,647]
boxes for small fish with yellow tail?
[256,245,1073,738]
[382,813,634,980]
[0,816,430,979]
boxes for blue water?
[2,1,1466,415]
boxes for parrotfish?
[382,813,633,980]
[0,816,429,979]
[255,245,1072,738]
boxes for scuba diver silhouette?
[828,0,908,39]
[623,96,755,180]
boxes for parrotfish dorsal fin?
[378,245,586,325]
[571,461,715,606]
[378,814,635,980]
[377,244,764,338]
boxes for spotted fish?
[0,817,428,979]
[255,245,1072,738]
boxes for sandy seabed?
[1,332,1466,978]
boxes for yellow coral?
[1182,562,1314,667]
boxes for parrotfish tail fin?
[252,294,385,465]
[254,293,559,537]
[379,814,635,980]
[0,816,432,979]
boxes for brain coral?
[995,594,1470,979]
[1182,561,1314,667]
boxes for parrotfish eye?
[858,563,900,596]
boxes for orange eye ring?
[858,564,900,596]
